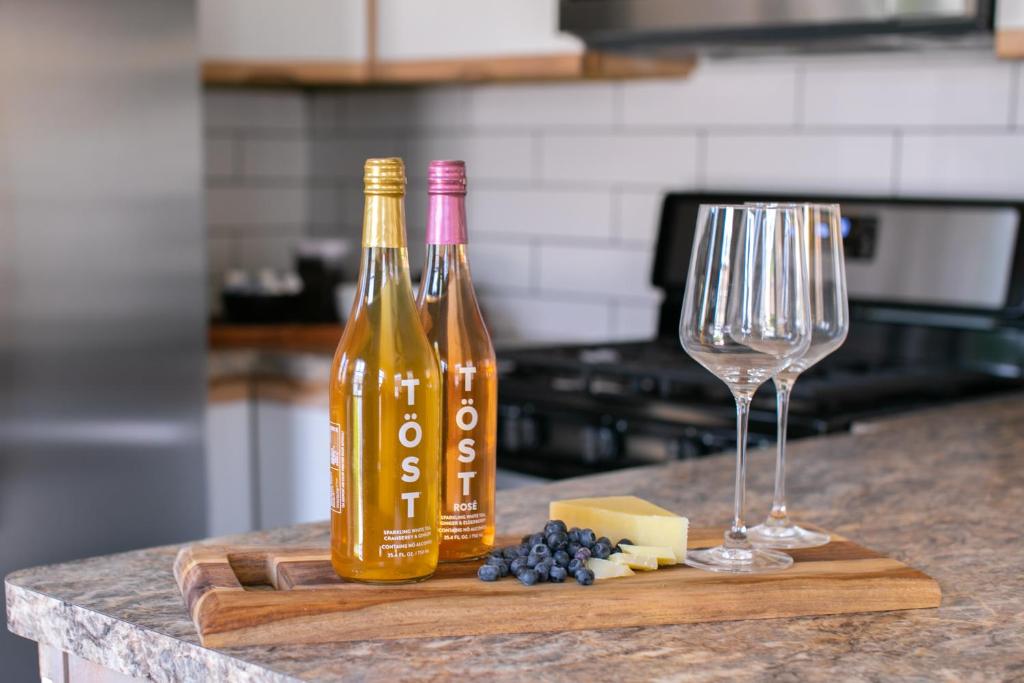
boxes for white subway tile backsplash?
[705,133,894,193]
[203,51,1024,343]
[207,186,308,228]
[617,190,666,244]
[803,56,1015,127]
[238,233,302,271]
[611,300,661,341]
[205,137,235,179]
[478,294,611,343]
[898,134,1024,198]
[342,87,468,130]
[466,241,533,292]
[240,137,311,179]
[204,89,306,130]
[542,133,699,186]
[469,188,613,239]
[538,243,657,299]
[309,134,411,181]
[469,82,615,128]
[622,62,798,128]
[407,133,535,182]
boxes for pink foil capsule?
[426,160,468,245]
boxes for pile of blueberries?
[477,519,632,587]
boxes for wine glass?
[679,204,810,573]
[749,203,849,549]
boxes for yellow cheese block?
[618,543,677,566]
[549,496,688,563]
[609,552,658,571]
[586,557,634,579]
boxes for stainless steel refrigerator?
[0,0,207,677]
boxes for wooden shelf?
[209,323,342,354]
[202,51,695,87]
[996,30,1024,59]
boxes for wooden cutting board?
[174,528,940,648]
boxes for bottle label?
[441,361,487,542]
[329,422,344,511]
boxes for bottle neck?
[421,244,472,299]
[425,193,467,245]
[363,194,406,248]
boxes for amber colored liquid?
[329,196,442,583]
[417,244,497,562]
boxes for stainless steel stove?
[496,193,1024,479]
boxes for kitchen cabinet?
[200,0,693,86]
[200,0,369,84]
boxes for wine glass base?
[684,545,793,574]
[748,522,830,549]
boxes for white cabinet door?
[205,399,255,537]
[200,0,367,62]
[376,0,582,61]
[255,400,331,529]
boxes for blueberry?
[510,556,528,575]
[597,536,612,548]
[553,550,570,567]
[531,543,551,558]
[574,568,595,586]
[527,552,542,568]
[529,533,545,548]
[567,529,580,544]
[568,558,585,574]
[517,543,530,556]
[490,548,505,559]
[544,520,568,536]
[485,557,510,576]
[592,542,612,560]
[574,547,592,562]
[578,529,596,547]
[501,546,519,560]
[478,564,500,582]
[546,532,568,550]
[521,534,532,544]
[549,565,568,583]
[535,561,551,582]
[618,538,634,547]
[567,542,581,557]
[518,569,540,586]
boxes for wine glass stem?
[770,380,793,522]
[726,394,752,550]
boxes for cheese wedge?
[586,557,634,580]
[549,496,688,563]
[618,543,677,566]
[609,552,658,571]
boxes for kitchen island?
[7,394,1024,682]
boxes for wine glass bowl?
[679,204,811,573]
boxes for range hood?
[559,0,995,55]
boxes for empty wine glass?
[749,203,849,549]
[679,204,810,573]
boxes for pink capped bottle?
[416,160,497,562]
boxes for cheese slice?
[549,496,688,563]
[586,557,634,580]
[618,544,677,566]
[609,552,658,571]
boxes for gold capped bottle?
[330,158,441,583]
[416,160,497,562]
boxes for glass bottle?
[416,160,497,562]
[330,157,441,583]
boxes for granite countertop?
[7,394,1024,682]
